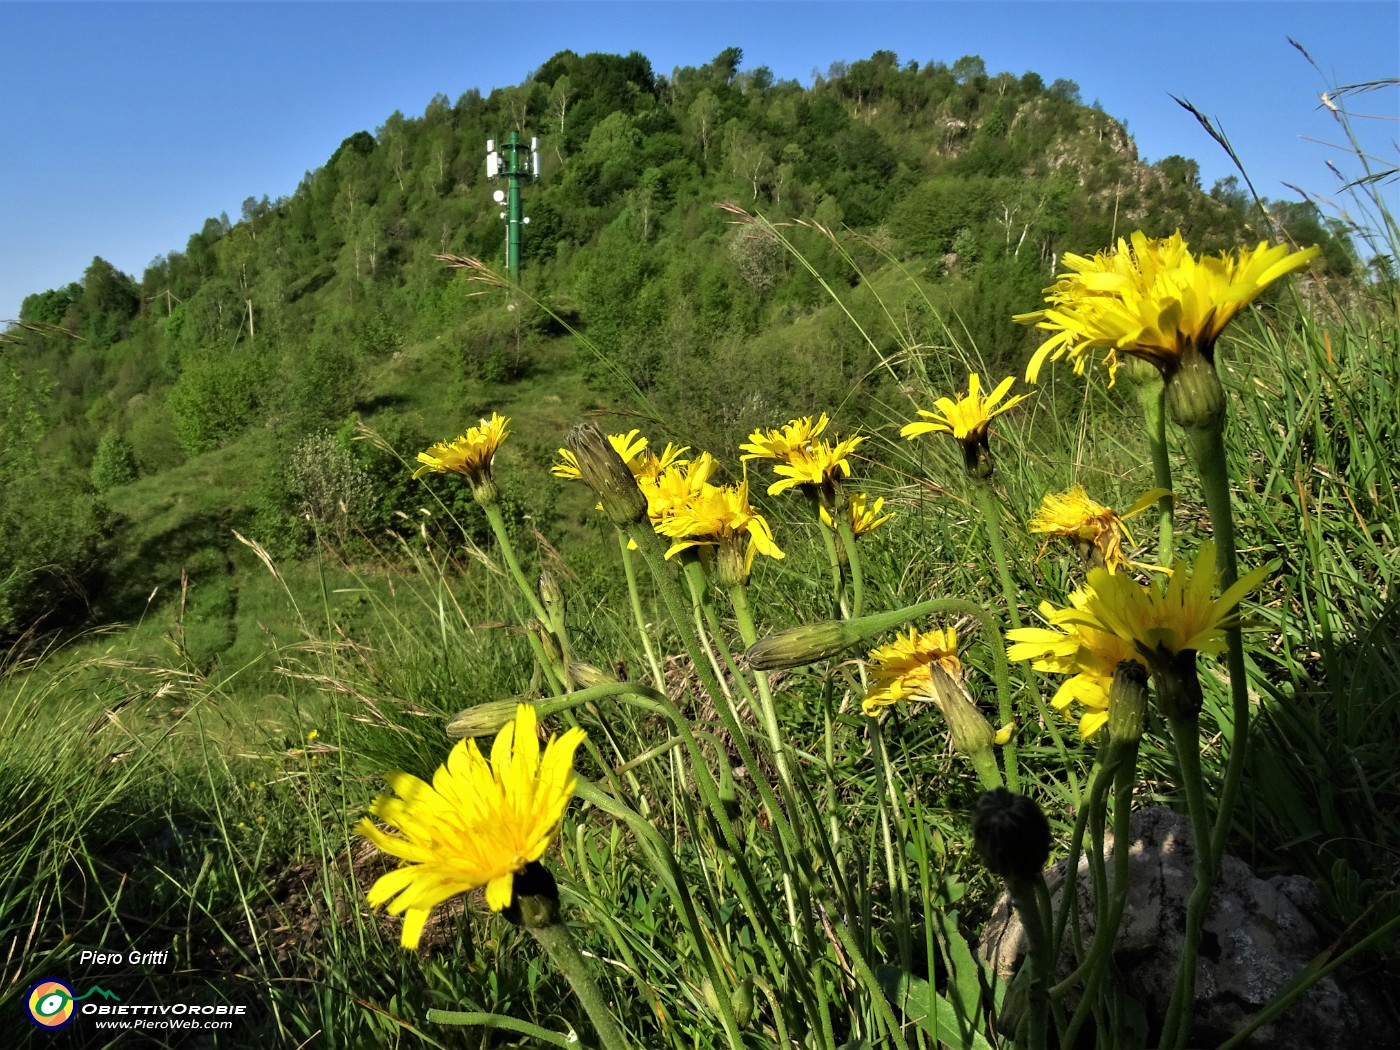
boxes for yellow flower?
[767,433,866,496]
[862,627,961,715]
[742,414,865,496]
[358,703,586,949]
[413,413,510,483]
[306,729,319,742]
[1007,541,1270,736]
[820,493,895,536]
[1007,592,1141,739]
[740,414,830,462]
[551,429,649,480]
[654,476,785,576]
[901,374,1032,445]
[639,451,719,530]
[1028,485,1168,573]
[1014,231,1319,385]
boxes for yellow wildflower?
[901,374,1031,477]
[820,492,895,536]
[1015,230,1319,385]
[1028,485,1168,572]
[654,476,785,577]
[742,414,865,496]
[414,413,510,501]
[358,704,586,949]
[862,627,961,715]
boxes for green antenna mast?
[486,131,540,284]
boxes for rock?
[978,806,1367,1049]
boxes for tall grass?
[1,75,1395,1050]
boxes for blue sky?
[1,1,1395,322]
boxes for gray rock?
[978,806,1365,1048]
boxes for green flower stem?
[834,511,866,619]
[681,558,732,694]
[971,476,1023,631]
[1137,381,1176,566]
[868,717,914,972]
[825,908,909,1046]
[426,1010,579,1046]
[1160,712,1215,1050]
[1183,423,1250,869]
[1050,758,1114,980]
[617,532,666,690]
[967,742,1005,792]
[812,491,848,618]
[1009,873,1053,1050]
[527,918,633,1050]
[1061,738,1140,1048]
[727,581,799,793]
[702,603,862,933]
[482,501,550,625]
[624,525,815,931]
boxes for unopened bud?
[1107,659,1149,743]
[502,860,560,928]
[538,570,565,614]
[567,660,618,689]
[446,699,526,739]
[973,787,1051,883]
[1164,346,1227,433]
[564,423,648,525]
[746,620,862,670]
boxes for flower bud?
[564,423,648,525]
[973,787,1051,883]
[745,620,863,670]
[1164,346,1227,432]
[502,860,560,929]
[446,699,526,739]
[538,570,565,615]
[567,660,618,689]
[1107,659,1149,743]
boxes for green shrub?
[90,431,138,491]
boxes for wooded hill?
[0,47,1354,640]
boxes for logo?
[26,980,120,1030]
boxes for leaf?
[875,965,994,1050]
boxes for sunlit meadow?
[2,84,1397,1050]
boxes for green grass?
[4,100,1398,1049]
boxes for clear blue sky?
[2,1,1395,322]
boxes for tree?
[951,54,987,85]
[689,89,720,163]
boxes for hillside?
[0,46,1354,644]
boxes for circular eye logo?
[27,979,76,1029]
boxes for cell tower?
[485,131,540,284]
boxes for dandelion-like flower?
[740,414,830,463]
[1013,231,1318,390]
[1028,485,1167,573]
[862,627,962,715]
[358,703,586,949]
[742,414,866,497]
[1008,541,1270,731]
[1007,592,1143,739]
[414,413,510,501]
[654,475,785,583]
[821,493,895,537]
[901,374,1031,478]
